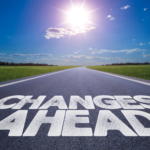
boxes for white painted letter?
[115,96,144,109]
[94,110,137,136]
[0,95,24,109]
[134,95,150,109]
[13,96,46,109]
[0,110,27,136]
[23,110,65,136]
[62,110,92,136]
[93,95,122,109]
[122,110,150,136]
[39,96,68,109]
[69,96,95,109]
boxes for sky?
[0,0,150,66]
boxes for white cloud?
[45,26,96,39]
[30,54,51,56]
[93,57,110,60]
[144,8,147,11]
[149,42,150,44]
[139,43,143,45]
[68,55,86,59]
[86,56,93,59]
[89,47,92,50]
[142,19,144,21]
[107,15,115,21]
[64,59,70,61]
[10,53,52,57]
[10,54,25,57]
[52,58,60,60]
[143,54,150,58]
[67,54,111,60]
[115,57,134,62]
[0,56,13,59]
[74,50,81,54]
[63,59,77,61]
[110,17,115,21]
[37,58,48,61]
[91,49,107,54]
[121,5,130,10]
[0,53,6,55]
[91,48,146,54]
[107,15,112,18]
[133,39,135,41]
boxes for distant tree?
[0,61,58,66]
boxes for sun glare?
[67,7,89,27]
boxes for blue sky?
[0,0,150,65]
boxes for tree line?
[104,62,150,66]
[0,61,57,66]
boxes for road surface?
[0,67,150,150]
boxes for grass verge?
[87,65,150,80]
[0,66,79,82]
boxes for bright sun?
[67,7,89,27]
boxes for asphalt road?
[0,67,150,150]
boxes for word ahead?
[0,95,150,136]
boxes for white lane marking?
[0,68,76,88]
[86,68,150,86]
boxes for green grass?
[87,65,150,80]
[0,66,79,82]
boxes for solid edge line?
[86,68,150,86]
[0,68,75,88]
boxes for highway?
[0,67,150,150]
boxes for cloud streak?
[115,57,134,62]
[45,26,96,39]
[0,56,13,59]
[139,43,143,45]
[68,55,111,60]
[121,5,130,10]
[110,17,115,21]
[74,50,81,54]
[10,53,52,57]
[0,53,6,55]
[143,54,150,58]
[68,55,86,59]
[37,58,48,61]
[91,48,146,54]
